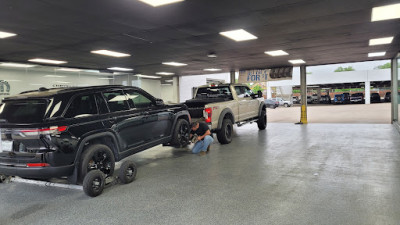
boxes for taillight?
[204,108,212,123]
[21,126,68,136]
[26,163,50,167]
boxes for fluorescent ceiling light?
[165,79,173,82]
[0,31,17,39]
[138,0,184,7]
[371,3,400,21]
[369,37,394,46]
[203,68,222,72]
[84,70,100,73]
[156,72,175,75]
[57,68,81,72]
[135,74,162,79]
[107,67,133,71]
[98,77,114,80]
[0,63,36,68]
[162,62,187,67]
[368,52,386,57]
[265,50,289,56]
[28,58,67,65]
[91,50,130,58]
[207,53,217,58]
[289,59,306,64]
[55,81,71,84]
[44,75,67,78]
[219,29,258,42]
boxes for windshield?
[0,99,48,123]
[195,87,232,99]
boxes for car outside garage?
[1,0,400,225]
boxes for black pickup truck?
[0,85,191,183]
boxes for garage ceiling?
[0,0,399,76]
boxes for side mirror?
[155,98,164,106]
[257,91,263,98]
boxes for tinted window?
[0,99,48,123]
[95,93,109,114]
[64,95,97,118]
[125,90,154,108]
[196,87,232,99]
[103,91,130,112]
[235,86,252,98]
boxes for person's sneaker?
[198,151,206,156]
[206,145,211,153]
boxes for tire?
[284,103,288,107]
[217,119,233,144]
[170,119,190,148]
[119,161,137,184]
[83,170,105,197]
[80,144,115,182]
[257,109,267,130]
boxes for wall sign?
[0,80,10,96]
[238,69,270,83]
[238,67,293,83]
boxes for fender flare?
[171,110,191,135]
[217,108,235,130]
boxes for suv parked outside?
[350,93,364,104]
[271,97,292,107]
[0,85,191,183]
[370,93,381,103]
[333,93,350,104]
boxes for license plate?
[0,140,13,152]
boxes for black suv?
[0,85,191,183]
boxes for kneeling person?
[190,121,213,155]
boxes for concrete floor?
[1,123,400,225]
[268,103,391,124]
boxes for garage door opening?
[267,60,392,124]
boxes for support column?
[317,88,321,104]
[173,76,180,103]
[230,71,235,84]
[267,82,272,99]
[300,66,307,124]
[392,58,398,123]
[365,81,370,104]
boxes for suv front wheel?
[80,144,115,181]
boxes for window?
[196,86,232,99]
[125,90,154,108]
[0,99,48,123]
[103,91,130,112]
[235,86,253,98]
[64,95,97,118]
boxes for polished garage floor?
[1,123,400,225]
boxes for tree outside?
[334,66,355,72]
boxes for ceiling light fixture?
[265,50,289,56]
[156,72,175,75]
[165,80,173,82]
[44,75,67,78]
[84,70,100,73]
[368,52,386,57]
[0,31,17,39]
[0,63,36,68]
[371,3,400,21]
[55,81,71,84]
[162,62,187,67]
[98,77,115,80]
[135,74,162,79]
[91,50,131,58]
[57,68,81,72]
[138,0,184,7]
[107,67,133,71]
[203,68,222,72]
[369,37,394,46]
[289,59,306,64]
[28,58,67,65]
[207,52,217,58]
[219,29,258,42]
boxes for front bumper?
[0,164,74,179]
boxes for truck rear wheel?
[171,119,190,148]
[257,109,267,130]
[217,119,233,144]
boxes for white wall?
[179,73,231,102]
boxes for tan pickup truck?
[184,83,267,144]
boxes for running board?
[237,119,258,127]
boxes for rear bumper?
[0,164,74,179]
